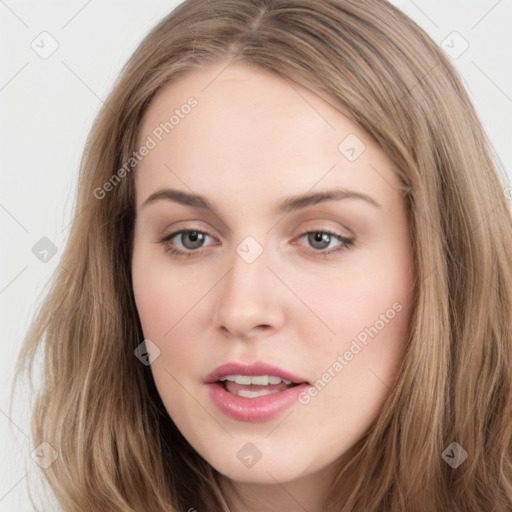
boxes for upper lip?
[204,361,310,384]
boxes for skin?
[131,61,415,512]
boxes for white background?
[1,0,511,509]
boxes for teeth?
[219,374,292,385]
[235,388,281,398]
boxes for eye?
[296,230,355,257]
[159,229,216,256]
[175,230,210,250]
[304,232,339,250]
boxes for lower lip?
[206,382,310,422]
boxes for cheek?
[296,266,410,337]
[289,249,413,369]
[131,253,208,419]
[132,268,175,340]
[131,249,217,401]
[131,247,209,340]
[293,262,412,437]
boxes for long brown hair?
[13,0,512,510]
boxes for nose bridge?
[232,241,269,292]
[222,239,271,309]
[213,237,284,337]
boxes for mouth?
[204,361,311,421]
[217,374,300,398]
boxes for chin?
[203,444,317,485]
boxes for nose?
[212,245,285,340]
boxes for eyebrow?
[276,188,381,213]
[141,187,381,215]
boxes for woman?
[13,0,512,510]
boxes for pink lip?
[204,361,310,422]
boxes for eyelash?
[158,228,355,260]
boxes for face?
[131,61,415,491]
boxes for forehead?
[136,61,345,154]
[139,61,332,131]
[134,62,399,209]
